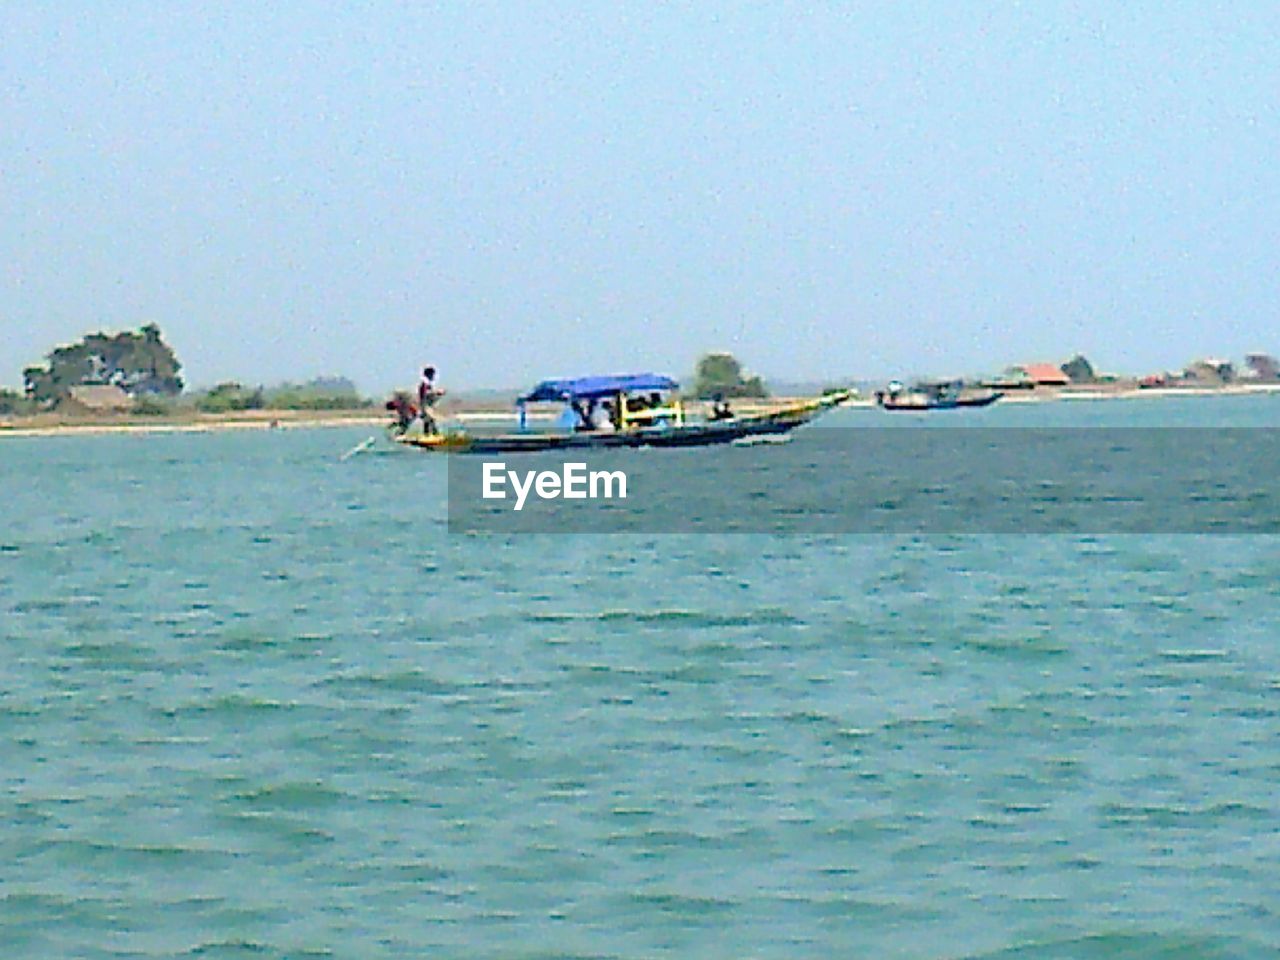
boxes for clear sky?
[3,2,1278,392]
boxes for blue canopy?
[519,373,679,403]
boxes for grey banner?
[446,428,1280,534]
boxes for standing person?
[417,366,445,435]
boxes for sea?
[2,394,1279,959]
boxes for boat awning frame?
[519,373,679,403]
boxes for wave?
[24,837,240,867]
[182,939,291,958]
[963,931,1264,960]
[962,635,1071,657]
[155,695,324,719]
[626,891,740,915]
[528,608,804,628]
[1156,648,1230,662]
[224,780,349,811]
[1098,800,1272,827]
[316,669,459,695]
[13,595,102,613]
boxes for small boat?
[393,373,852,453]
[875,380,1001,411]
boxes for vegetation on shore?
[192,377,372,414]
[8,326,373,421]
[0,389,36,417]
[24,324,183,403]
[691,353,769,399]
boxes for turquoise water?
[3,395,1280,958]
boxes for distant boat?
[392,373,852,453]
[875,380,1002,411]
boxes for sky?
[3,2,1279,393]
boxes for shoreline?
[2,384,1278,439]
[844,382,1280,407]
[0,408,386,439]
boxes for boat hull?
[879,392,1002,411]
[394,392,851,453]
[398,414,810,454]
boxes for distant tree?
[1246,354,1280,381]
[195,382,265,413]
[265,376,369,410]
[303,375,360,395]
[691,352,769,399]
[131,395,173,416]
[1060,354,1096,383]
[0,388,35,416]
[1184,359,1235,384]
[24,324,183,404]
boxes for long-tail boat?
[393,373,852,453]
[874,380,1001,411]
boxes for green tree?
[195,382,265,413]
[131,395,173,416]
[264,376,369,410]
[24,324,183,403]
[1060,354,1096,383]
[0,388,34,416]
[691,352,769,399]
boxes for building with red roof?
[1013,363,1072,387]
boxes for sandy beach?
[0,407,386,439]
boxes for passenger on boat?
[570,398,600,431]
[601,399,620,431]
[557,404,579,431]
[625,393,663,424]
[417,366,445,435]
[386,391,417,434]
[709,394,734,421]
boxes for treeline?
[3,325,373,416]
[0,389,36,416]
[193,378,372,413]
